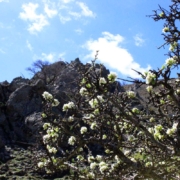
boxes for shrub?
[36,1,180,179]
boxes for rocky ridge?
[0,58,127,179]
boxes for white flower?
[81,78,86,84]
[159,161,165,165]
[89,98,98,108]
[97,95,104,103]
[127,91,136,98]
[111,163,119,171]
[68,136,76,145]
[162,27,169,33]
[114,155,120,162]
[146,86,153,93]
[43,123,51,130]
[165,58,176,67]
[52,99,60,106]
[83,114,95,120]
[169,44,175,51]
[90,122,97,130]
[68,116,74,122]
[93,108,100,115]
[79,87,88,96]
[37,162,44,168]
[62,102,75,111]
[124,149,130,156]
[132,107,139,114]
[43,134,51,144]
[47,146,57,154]
[99,161,108,174]
[107,72,117,82]
[88,156,95,163]
[96,155,102,161]
[105,149,112,154]
[102,134,107,139]
[149,117,155,122]
[155,124,163,131]
[145,72,156,85]
[42,91,53,100]
[159,12,164,17]
[87,172,95,179]
[145,162,153,167]
[167,122,178,136]
[80,126,87,134]
[166,128,175,136]
[99,77,107,85]
[77,155,84,161]
[176,89,180,94]
[148,127,154,134]
[90,162,97,170]
[172,122,178,130]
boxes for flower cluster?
[79,87,88,96]
[146,86,153,93]
[99,77,107,85]
[165,58,176,67]
[148,124,164,140]
[166,122,178,136]
[89,95,104,109]
[162,27,169,33]
[90,162,97,170]
[52,99,60,106]
[169,42,178,52]
[90,122,97,130]
[145,71,156,85]
[132,107,140,114]
[68,116,74,122]
[127,91,136,98]
[42,91,60,107]
[89,98,99,108]
[62,102,75,111]
[46,145,57,154]
[107,72,117,83]
[99,161,108,174]
[42,91,53,100]
[43,126,59,144]
[68,136,76,145]
[159,12,164,17]
[80,126,87,134]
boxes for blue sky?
[0,0,173,82]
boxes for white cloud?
[69,11,81,19]
[0,0,9,2]
[59,14,71,23]
[33,52,66,63]
[76,2,95,17]
[61,0,74,3]
[41,53,55,62]
[75,28,83,35]
[26,40,33,51]
[44,4,58,18]
[19,3,49,34]
[134,34,145,47]
[57,1,95,23]
[84,32,151,78]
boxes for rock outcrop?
[0,59,115,150]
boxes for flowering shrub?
[36,1,180,179]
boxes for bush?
[36,1,180,179]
